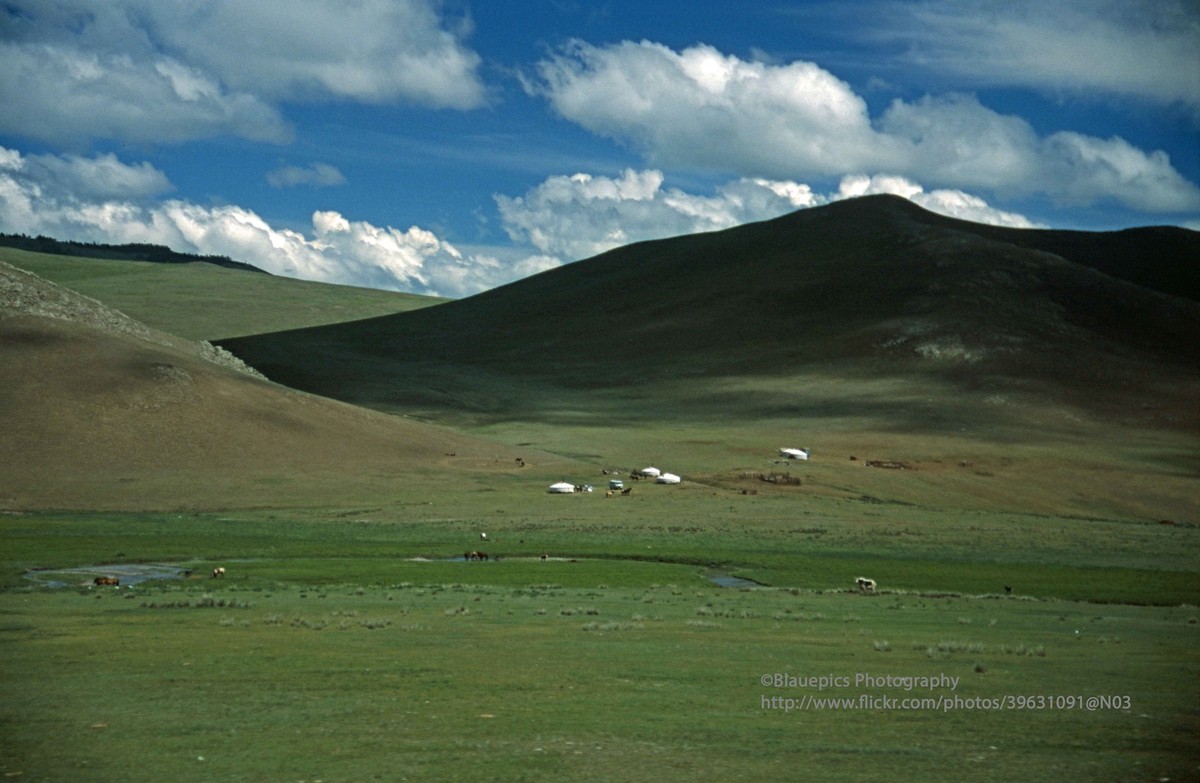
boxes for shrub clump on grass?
[141,594,250,610]
[771,610,826,622]
[919,640,987,658]
[581,621,644,632]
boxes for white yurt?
[779,448,809,460]
[655,472,682,485]
[547,482,576,494]
[639,467,662,478]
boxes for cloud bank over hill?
[2,146,1040,296]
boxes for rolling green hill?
[0,231,266,273]
[0,245,445,340]
[220,195,1200,428]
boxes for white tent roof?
[779,448,809,460]
[640,467,662,477]
[547,482,576,494]
[656,472,682,484]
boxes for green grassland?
[3,489,1198,781]
[0,246,443,340]
[2,520,1197,782]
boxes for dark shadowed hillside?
[221,196,1200,433]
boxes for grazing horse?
[621,487,633,495]
[94,576,120,586]
[465,551,489,561]
[855,577,876,593]
[211,567,226,578]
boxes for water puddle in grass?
[24,563,189,588]
[706,573,764,589]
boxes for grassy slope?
[0,246,445,340]
[0,261,574,510]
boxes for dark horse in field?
[465,550,489,561]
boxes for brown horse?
[465,551,489,561]
[93,576,120,586]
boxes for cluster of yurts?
[547,466,681,494]
[545,448,808,494]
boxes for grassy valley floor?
[2,502,1198,782]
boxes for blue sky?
[1,0,1197,296]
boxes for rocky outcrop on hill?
[1,260,264,378]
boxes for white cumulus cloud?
[135,0,486,108]
[496,168,1037,263]
[529,40,900,177]
[865,0,1200,110]
[880,94,1200,210]
[495,169,820,261]
[0,0,486,145]
[0,147,516,297]
[0,41,291,145]
[19,151,173,202]
[835,174,1042,228]
[529,40,1200,214]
